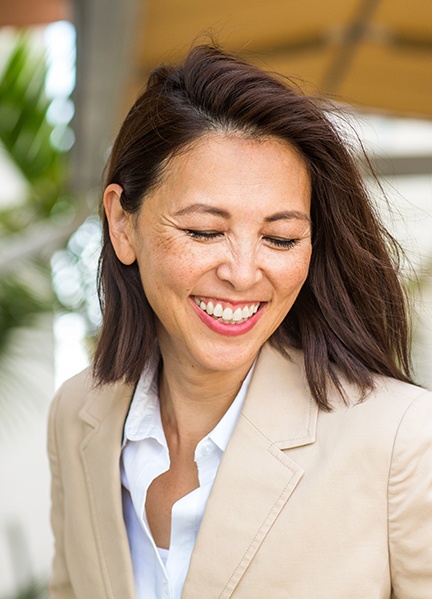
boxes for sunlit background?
[0,1,431,597]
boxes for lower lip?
[190,298,265,337]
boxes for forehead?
[143,133,311,217]
[166,132,308,180]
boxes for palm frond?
[0,34,70,234]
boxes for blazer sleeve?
[388,390,432,598]
[47,388,76,599]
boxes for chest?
[145,451,199,548]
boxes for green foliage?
[3,580,48,599]
[0,32,75,395]
[0,261,55,354]
[0,35,69,233]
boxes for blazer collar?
[242,343,318,449]
[183,344,318,599]
[78,375,134,427]
[79,379,136,599]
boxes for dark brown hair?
[94,44,413,410]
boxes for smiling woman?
[104,135,312,375]
[48,45,432,599]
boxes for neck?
[158,353,253,449]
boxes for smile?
[193,296,261,325]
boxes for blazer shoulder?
[58,367,95,395]
[261,343,432,411]
[366,375,432,412]
[327,375,432,446]
[50,367,134,428]
[51,367,95,417]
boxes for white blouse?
[121,350,254,599]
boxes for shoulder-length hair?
[93,44,412,410]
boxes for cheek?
[273,248,312,294]
[297,249,312,285]
[138,239,206,298]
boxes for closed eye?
[185,229,224,241]
[264,237,300,249]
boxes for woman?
[48,45,432,598]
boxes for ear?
[103,183,137,265]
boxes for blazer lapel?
[79,380,136,599]
[183,344,318,599]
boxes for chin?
[190,342,262,375]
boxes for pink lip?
[190,297,264,337]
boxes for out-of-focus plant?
[0,32,76,420]
[2,581,48,599]
[0,33,72,313]
[0,36,70,232]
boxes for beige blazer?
[48,344,432,599]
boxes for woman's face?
[111,134,312,377]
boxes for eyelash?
[185,230,299,249]
[266,237,299,249]
[185,230,223,241]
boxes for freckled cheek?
[296,243,312,277]
[297,263,312,290]
[299,250,312,281]
[271,248,311,290]
[141,251,207,299]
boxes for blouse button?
[200,442,214,457]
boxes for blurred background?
[0,0,431,596]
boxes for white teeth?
[233,308,243,321]
[241,306,250,319]
[222,307,233,321]
[194,297,261,324]
[213,303,223,317]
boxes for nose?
[216,241,263,291]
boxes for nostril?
[215,259,262,291]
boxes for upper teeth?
[193,297,260,324]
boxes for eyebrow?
[264,211,311,224]
[174,203,310,223]
[174,203,230,218]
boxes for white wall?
[0,317,55,597]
